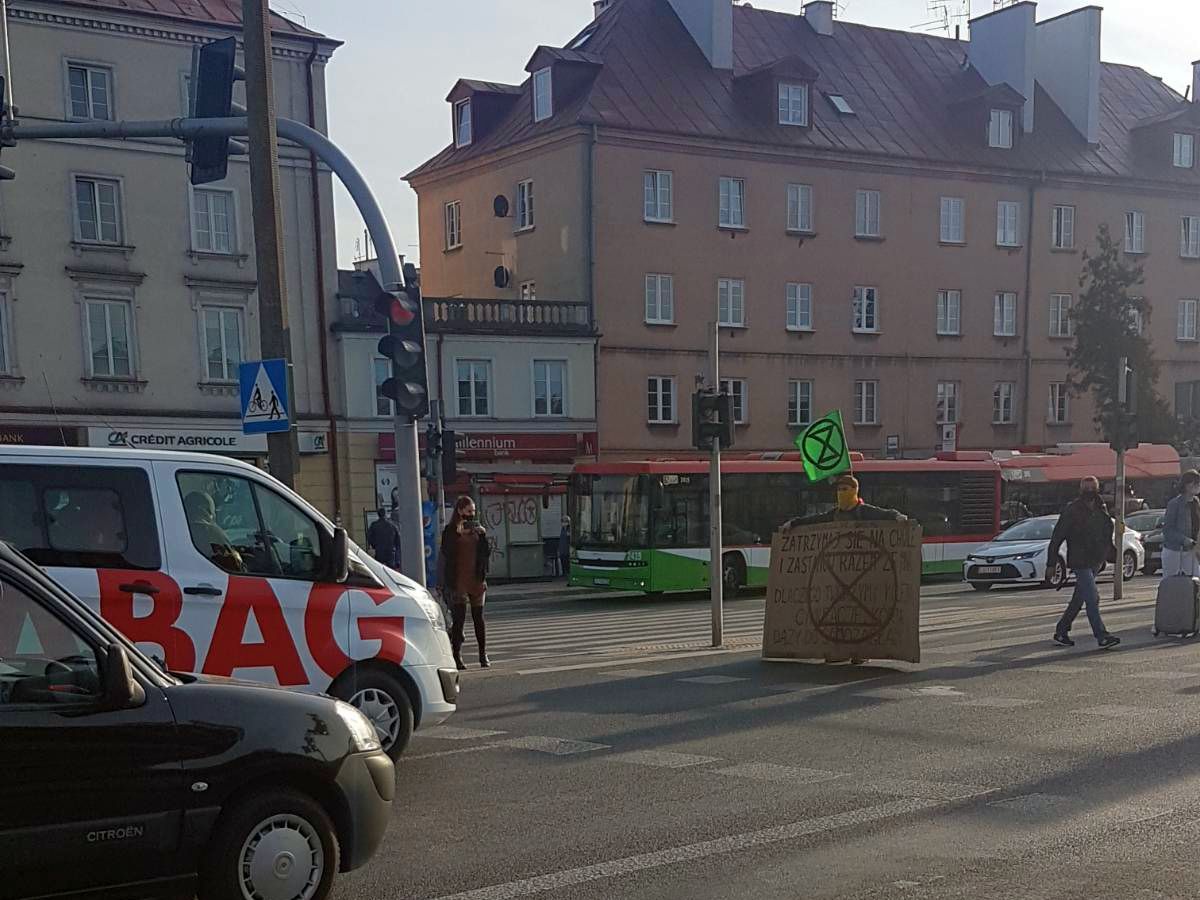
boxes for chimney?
[803,1,834,37]
[1035,6,1102,144]
[1192,59,1199,103]
[967,1,1036,133]
[666,0,733,70]
[593,0,614,19]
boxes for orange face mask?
[836,485,859,512]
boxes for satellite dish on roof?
[493,195,510,218]
[494,266,511,288]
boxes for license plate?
[977,566,1003,575]
[592,578,610,586]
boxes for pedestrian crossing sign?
[239,358,290,435]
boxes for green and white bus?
[568,455,1002,595]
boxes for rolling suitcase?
[1152,573,1200,637]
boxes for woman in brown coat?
[437,496,492,669]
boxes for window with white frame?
[719,378,748,424]
[373,358,392,417]
[67,63,112,120]
[852,286,878,333]
[73,176,122,244]
[777,82,809,126]
[519,281,536,301]
[993,382,1015,425]
[647,376,675,424]
[1179,299,1198,341]
[533,360,566,417]
[996,201,1020,246]
[191,188,235,254]
[719,177,745,228]
[936,290,961,335]
[644,170,673,222]
[517,179,535,230]
[936,381,959,424]
[645,273,674,324]
[1182,215,1200,258]
[1048,383,1069,424]
[456,360,491,416]
[1051,204,1075,249]
[1174,133,1195,169]
[84,297,133,378]
[988,108,1013,149]
[854,380,878,425]
[454,98,472,147]
[200,305,243,382]
[855,189,881,237]
[786,183,813,232]
[939,197,964,243]
[786,282,813,331]
[1049,293,1073,338]
[533,67,553,122]
[444,201,462,250]
[994,292,1017,336]
[788,380,813,427]
[718,278,745,327]
[1124,211,1145,254]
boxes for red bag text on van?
[202,576,308,685]
[98,571,197,671]
[304,583,406,678]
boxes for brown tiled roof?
[37,0,335,42]
[409,0,1197,186]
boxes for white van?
[0,445,457,758]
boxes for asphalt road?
[334,575,1200,900]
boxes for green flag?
[794,410,851,482]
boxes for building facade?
[0,0,356,515]
[408,0,1200,461]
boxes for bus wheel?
[722,553,745,597]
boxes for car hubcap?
[239,814,322,900]
[1124,555,1136,578]
[349,687,400,747]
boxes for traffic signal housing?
[440,430,457,483]
[692,390,735,450]
[376,266,430,420]
[188,37,246,186]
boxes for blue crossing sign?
[239,359,290,435]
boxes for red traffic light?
[374,289,417,327]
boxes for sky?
[280,0,1199,268]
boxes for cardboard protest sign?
[762,519,922,663]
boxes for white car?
[964,514,1144,592]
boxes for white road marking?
[861,779,995,801]
[420,726,508,741]
[608,750,721,769]
[404,741,512,762]
[714,762,844,784]
[514,648,738,676]
[678,675,748,685]
[955,697,1040,709]
[424,798,943,900]
[987,793,1068,811]
[1126,670,1199,680]
[1077,704,1152,718]
[501,736,609,756]
[596,668,661,678]
[1036,665,1098,674]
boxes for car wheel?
[1123,550,1138,581]
[970,582,992,592]
[1047,558,1068,589]
[722,552,745,598]
[331,667,414,760]
[199,788,338,900]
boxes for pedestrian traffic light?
[376,264,429,420]
[188,37,247,186]
[440,430,457,483]
[692,390,734,450]
[0,76,15,182]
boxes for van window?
[0,466,160,570]
[177,472,324,580]
[0,580,101,706]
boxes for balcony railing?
[424,299,593,335]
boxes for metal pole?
[434,400,447,535]
[709,322,723,648]
[242,0,298,488]
[1114,356,1128,602]
[0,0,14,112]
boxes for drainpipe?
[436,332,446,414]
[306,40,343,521]
[587,123,598,452]
[1018,174,1041,446]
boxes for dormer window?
[533,67,553,122]
[1175,133,1195,169]
[778,83,809,126]
[826,93,854,115]
[454,99,472,148]
[988,109,1014,149]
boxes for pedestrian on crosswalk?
[437,496,492,670]
[1049,476,1121,650]
[1161,470,1200,577]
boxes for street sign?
[795,410,851,482]
[239,359,290,435]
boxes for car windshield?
[1126,511,1162,531]
[994,518,1056,541]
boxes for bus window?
[573,475,650,548]
[654,475,708,548]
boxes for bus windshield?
[573,475,651,548]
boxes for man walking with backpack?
[1048,476,1121,650]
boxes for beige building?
[0,0,374,526]
[408,0,1200,460]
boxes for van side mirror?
[329,526,350,584]
[102,643,145,710]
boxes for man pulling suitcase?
[1049,476,1121,650]
[1154,470,1200,638]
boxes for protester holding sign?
[783,474,907,529]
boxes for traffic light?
[692,390,734,450]
[1111,358,1139,451]
[440,430,457,483]
[376,264,430,420]
[0,76,15,182]
[188,37,247,186]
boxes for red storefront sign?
[378,431,597,463]
[0,425,79,447]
